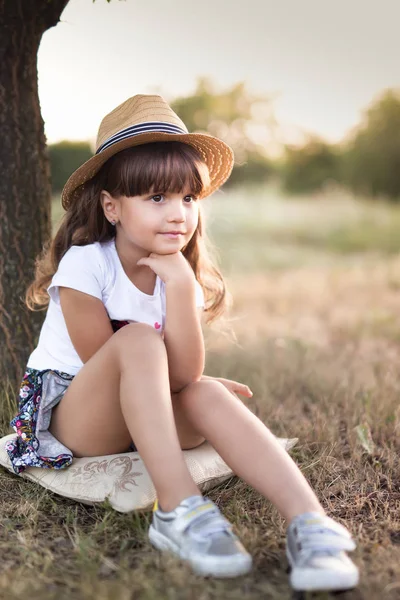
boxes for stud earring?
[110,220,117,226]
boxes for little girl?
[6,95,359,592]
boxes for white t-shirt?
[27,239,205,376]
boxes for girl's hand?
[137,251,195,285]
[202,375,253,398]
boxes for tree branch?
[38,0,70,30]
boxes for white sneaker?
[286,512,360,591]
[148,495,253,578]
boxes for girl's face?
[103,187,200,255]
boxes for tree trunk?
[0,0,69,395]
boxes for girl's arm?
[136,251,205,392]
[59,287,114,363]
[163,278,205,393]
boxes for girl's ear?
[100,190,119,224]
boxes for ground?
[0,184,399,599]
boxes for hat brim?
[61,132,234,209]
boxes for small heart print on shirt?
[154,322,161,330]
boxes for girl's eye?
[150,194,164,203]
[150,194,197,203]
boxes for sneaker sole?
[286,548,359,591]
[148,525,253,578]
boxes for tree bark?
[0,0,69,394]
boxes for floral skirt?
[5,367,137,475]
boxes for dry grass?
[1,186,400,599]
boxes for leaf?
[355,423,375,455]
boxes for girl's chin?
[155,239,185,251]
[155,247,184,255]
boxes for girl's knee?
[180,379,226,402]
[112,322,166,360]
[114,322,163,344]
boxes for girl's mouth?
[160,232,184,239]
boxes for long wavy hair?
[26,141,231,325]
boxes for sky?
[38,0,400,150]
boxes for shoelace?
[295,523,355,567]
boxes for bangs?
[101,141,210,198]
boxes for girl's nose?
[167,201,185,222]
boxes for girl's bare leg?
[173,379,325,522]
[49,323,200,511]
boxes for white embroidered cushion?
[0,434,298,512]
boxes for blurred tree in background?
[171,78,277,186]
[280,137,340,194]
[279,89,400,200]
[49,141,92,193]
[342,90,400,200]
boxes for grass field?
[1,184,399,599]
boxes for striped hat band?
[96,121,187,154]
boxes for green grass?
[202,183,400,273]
[1,183,400,599]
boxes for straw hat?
[61,94,235,209]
